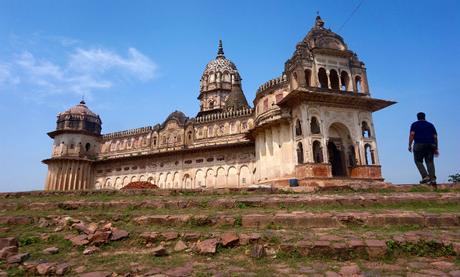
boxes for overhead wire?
[338,0,366,32]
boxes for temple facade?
[43,16,395,191]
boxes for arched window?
[209,100,214,109]
[295,119,302,136]
[296,142,304,164]
[304,69,312,87]
[313,141,323,163]
[340,71,350,91]
[364,144,375,165]
[362,121,371,138]
[85,143,91,152]
[188,131,192,141]
[355,76,362,93]
[318,68,328,88]
[329,69,339,90]
[310,117,321,134]
[153,137,157,146]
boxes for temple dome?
[303,16,348,51]
[60,100,98,117]
[54,100,102,135]
[200,40,241,91]
[162,110,188,127]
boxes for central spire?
[217,39,225,58]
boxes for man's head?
[417,112,426,120]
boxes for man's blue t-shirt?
[410,120,437,144]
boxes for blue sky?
[0,0,459,192]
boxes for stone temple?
[43,16,395,191]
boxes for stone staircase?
[0,184,459,276]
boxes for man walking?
[408,112,438,188]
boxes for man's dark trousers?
[413,143,436,180]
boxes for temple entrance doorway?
[328,123,352,177]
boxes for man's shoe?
[429,179,437,190]
[419,177,430,184]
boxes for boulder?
[83,246,99,255]
[89,231,111,246]
[0,246,18,259]
[69,234,89,246]
[220,232,239,247]
[0,237,18,249]
[42,247,59,254]
[196,239,218,254]
[141,232,161,243]
[173,240,188,252]
[239,233,261,245]
[182,232,201,242]
[36,262,57,275]
[162,231,179,241]
[56,263,71,276]
[152,245,168,257]
[110,228,129,241]
[6,252,29,264]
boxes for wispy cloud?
[1,38,157,98]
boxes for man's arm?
[408,131,415,152]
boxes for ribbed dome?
[55,100,102,135]
[60,100,98,117]
[303,16,348,51]
[162,110,188,127]
[200,40,241,91]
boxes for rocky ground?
[0,184,459,276]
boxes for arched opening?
[227,167,238,187]
[340,71,350,91]
[216,167,226,188]
[312,141,323,163]
[318,68,328,88]
[195,170,205,188]
[304,69,312,87]
[310,117,321,134]
[364,144,375,165]
[295,119,302,136]
[239,166,250,186]
[209,100,214,110]
[329,69,339,90]
[328,123,353,177]
[355,76,362,93]
[205,169,215,188]
[362,121,371,138]
[183,174,192,189]
[348,145,356,167]
[328,141,346,176]
[296,142,304,164]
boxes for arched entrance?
[328,123,353,177]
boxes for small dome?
[55,100,102,135]
[200,40,241,91]
[60,100,98,117]
[162,110,188,127]
[303,16,348,51]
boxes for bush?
[448,173,460,183]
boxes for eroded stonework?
[43,16,395,191]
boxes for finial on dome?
[315,14,324,28]
[80,95,86,105]
[217,39,225,58]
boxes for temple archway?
[327,122,353,177]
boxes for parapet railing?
[256,74,288,94]
[195,108,254,123]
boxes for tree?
[448,173,460,183]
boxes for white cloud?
[0,63,20,86]
[4,46,157,97]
